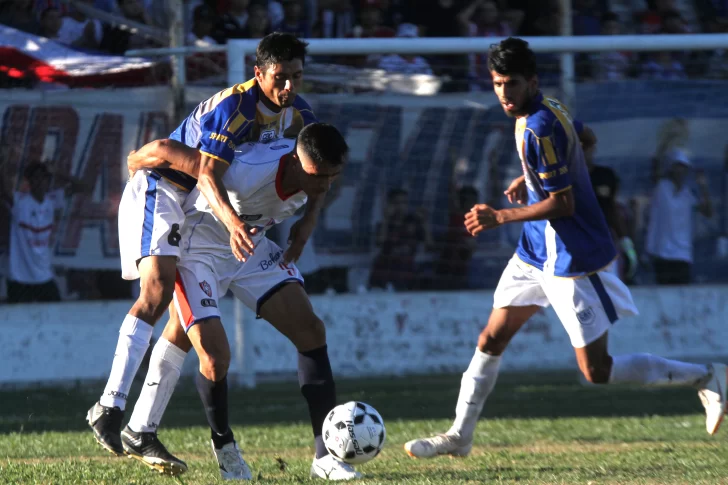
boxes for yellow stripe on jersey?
[226,114,249,134]
[539,166,568,179]
[540,136,559,166]
[199,151,232,165]
[549,185,572,194]
[542,97,578,153]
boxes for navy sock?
[195,371,234,449]
[298,345,336,459]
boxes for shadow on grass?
[0,371,705,434]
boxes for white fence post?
[233,298,256,388]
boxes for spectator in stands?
[369,188,432,291]
[416,0,469,91]
[434,184,478,290]
[640,50,687,80]
[591,12,633,80]
[459,0,520,90]
[188,4,219,46]
[54,0,103,49]
[0,0,40,34]
[646,148,713,285]
[377,23,432,74]
[273,0,310,37]
[242,0,272,38]
[312,0,353,38]
[349,0,395,38]
[636,0,682,33]
[572,0,603,35]
[38,6,61,39]
[215,0,251,40]
[0,161,87,303]
[99,0,155,54]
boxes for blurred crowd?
[2,0,728,89]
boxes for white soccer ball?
[322,401,386,465]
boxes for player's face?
[255,60,304,109]
[296,147,343,196]
[491,72,538,117]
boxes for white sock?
[99,314,154,410]
[128,338,187,433]
[609,353,710,387]
[448,349,501,441]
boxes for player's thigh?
[228,238,320,351]
[572,331,612,383]
[544,269,638,349]
[160,301,193,353]
[479,305,542,354]
[137,255,178,300]
[119,171,185,281]
[257,282,325,352]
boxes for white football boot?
[404,432,472,459]
[698,363,728,435]
[211,440,253,480]
[310,454,362,480]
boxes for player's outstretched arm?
[196,155,257,262]
[127,139,201,176]
[465,189,575,236]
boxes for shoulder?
[524,107,558,139]
[202,79,259,119]
[292,95,314,113]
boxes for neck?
[259,92,281,113]
[30,189,45,203]
[279,155,299,194]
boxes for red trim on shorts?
[275,155,302,201]
[174,270,195,330]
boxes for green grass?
[1,371,727,484]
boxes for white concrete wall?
[1,286,727,386]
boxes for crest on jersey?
[199,280,212,297]
[260,129,276,143]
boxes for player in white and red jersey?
[87,33,325,462]
[404,38,728,460]
[116,124,361,480]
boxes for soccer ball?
[322,401,386,465]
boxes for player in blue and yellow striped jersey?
[404,37,728,460]
[88,33,322,476]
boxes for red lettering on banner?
[136,111,169,146]
[57,113,123,256]
[23,107,79,177]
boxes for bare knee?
[198,349,230,382]
[580,356,613,384]
[477,328,509,356]
[293,315,326,352]
[133,261,176,322]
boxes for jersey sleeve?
[524,124,572,194]
[572,119,584,135]
[197,92,255,165]
[294,96,318,126]
[48,188,67,210]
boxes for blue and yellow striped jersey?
[158,78,317,191]
[514,92,616,277]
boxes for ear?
[253,65,263,81]
[529,75,539,93]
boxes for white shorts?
[173,238,303,332]
[118,170,188,280]
[493,256,639,348]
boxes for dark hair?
[255,32,308,70]
[387,188,407,200]
[487,37,537,79]
[297,123,348,168]
[601,11,620,24]
[24,162,50,180]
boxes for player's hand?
[229,220,258,262]
[465,204,501,236]
[284,215,316,264]
[504,175,527,205]
[619,237,639,280]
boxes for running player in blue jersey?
[87,33,323,463]
[404,37,728,459]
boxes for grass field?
[1,371,728,484]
